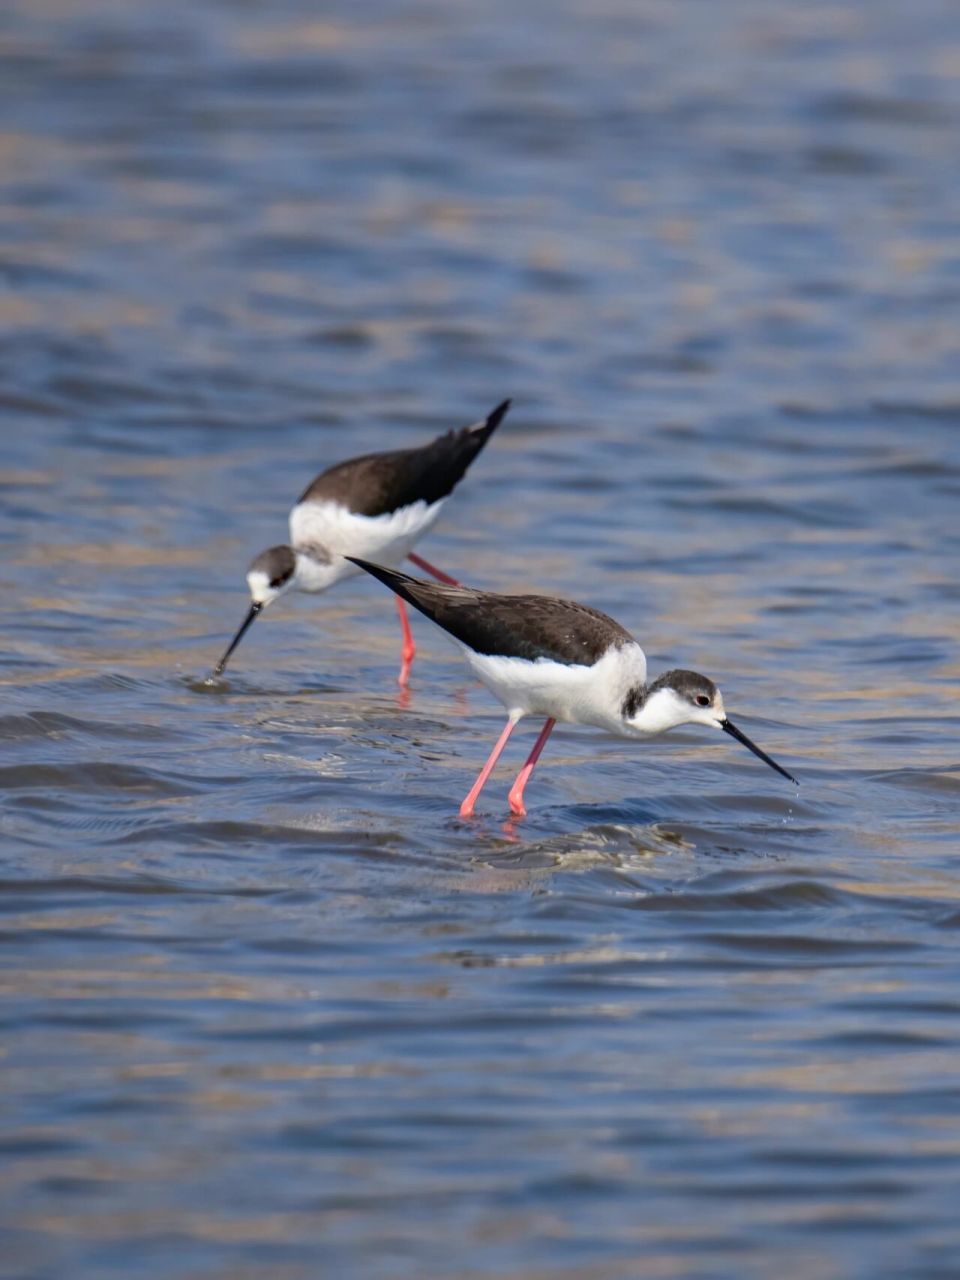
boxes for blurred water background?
[2,0,960,1276]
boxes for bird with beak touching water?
[212,400,510,684]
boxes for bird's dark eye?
[695,694,711,707]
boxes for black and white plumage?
[295,413,509,515]
[362,572,635,666]
[212,400,510,680]
[348,559,799,817]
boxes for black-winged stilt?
[347,559,799,817]
[212,400,510,684]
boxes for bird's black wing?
[350,560,635,667]
[299,400,510,516]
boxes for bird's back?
[352,561,637,666]
[351,560,648,727]
[297,401,509,518]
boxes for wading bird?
[348,559,799,817]
[213,400,510,684]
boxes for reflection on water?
[3,0,960,1276]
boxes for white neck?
[291,547,355,595]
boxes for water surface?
[2,1,960,1276]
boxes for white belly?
[462,643,647,733]
[289,498,446,591]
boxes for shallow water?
[2,0,960,1276]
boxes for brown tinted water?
[2,1,960,1277]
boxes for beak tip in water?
[213,601,262,679]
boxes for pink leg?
[507,718,556,817]
[408,550,460,587]
[460,716,519,818]
[396,596,416,686]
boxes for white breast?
[288,498,446,590]
[462,642,647,732]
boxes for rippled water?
[3,1,960,1276]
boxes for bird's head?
[632,669,725,733]
[246,544,298,607]
[211,545,297,678]
[628,668,798,784]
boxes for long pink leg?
[460,716,519,818]
[395,596,416,686]
[507,718,556,817]
[407,551,460,586]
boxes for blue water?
[2,1,960,1276]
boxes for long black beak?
[721,718,798,785]
[213,602,262,677]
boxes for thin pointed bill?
[212,602,262,677]
[721,718,799,785]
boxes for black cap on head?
[648,668,719,708]
[210,545,297,679]
[645,669,798,786]
[249,544,296,588]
